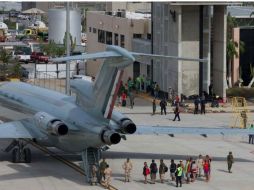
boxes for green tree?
[63,32,76,53]
[226,14,245,88]
[40,40,65,57]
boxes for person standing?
[200,98,206,114]
[196,155,204,177]
[159,159,167,183]
[175,164,183,187]
[99,158,108,182]
[143,162,150,184]
[160,99,167,115]
[104,165,112,188]
[129,90,135,109]
[122,158,133,182]
[150,159,158,184]
[227,152,234,173]
[152,99,156,115]
[154,84,160,99]
[121,92,127,107]
[170,159,177,181]
[194,97,200,114]
[173,103,181,121]
[90,164,98,185]
[190,160,198,182]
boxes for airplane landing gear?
[4,139,32,163]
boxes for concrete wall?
[181,6,200,95]
[153,3,181,94]
[213,5,227,99]
[153,3,201,96]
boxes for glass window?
[106,31,112,45]
[98,29,105,43]
[93,28,97,33]
[114,33,118,45]
[133,34,142,38]
[89,27,91,33]
[120,34,125,48]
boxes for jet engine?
[110,111,136,134]
[100,129,121,145]
[34,112,68,136]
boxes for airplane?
[0,45,252,182]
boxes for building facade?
[152,2,227,100]
[86,11,151,81]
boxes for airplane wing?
[0,119,43,138]
[136,125,254,136]
[50,51,121,62]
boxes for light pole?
[65,2,71,95]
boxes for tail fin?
[70,46,134,119]
[54,45,205,119]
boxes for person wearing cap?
[122,158,133,182]
[227,151,234,173]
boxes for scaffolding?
[231,97,249,128]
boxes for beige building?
[86,11,151,81]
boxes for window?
[98,29,105,43]
[93,28,97,33]
[114,33,118,45]
[147,34,151,40]
[106,31,112,45]
[120,34,125,48]
[133,34,142,38]
[89,27,91,32]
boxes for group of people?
[153,96,181,121]
[194,96,206,115]
[143,155,212,187]
[94,153,225,188]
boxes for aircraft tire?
[12,148,20,163]
[24,148,31,163]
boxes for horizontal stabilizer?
[50,45,207,63]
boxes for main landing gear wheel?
[24,148,31,163]
[5,139,32,163]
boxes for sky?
[0,1,21,11]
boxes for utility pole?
[65,2,71,95]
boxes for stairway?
[81,147,101,182]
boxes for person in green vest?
[175,163,183,187]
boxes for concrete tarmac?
[0,98,253,190]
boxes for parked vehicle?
[13,47,31,64]
[30,52,49,63]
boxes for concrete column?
[212,5,227,101]
[232,27,240,85]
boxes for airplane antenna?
[65,2,71,95]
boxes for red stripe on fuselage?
[106,70,124,119]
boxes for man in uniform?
[90,164,98,185]
[104,164,112,188]
[122,158,133,182]
[227,151,234,173]
[99,158,108,182]
[159,159,167,183]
